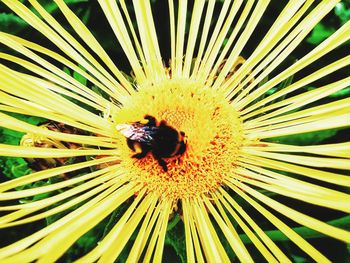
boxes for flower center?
[114,79,243,200]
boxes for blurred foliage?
[0,0,349,262]
[33,0,88,14]
[306,23,336,45]
[0,13,27,35]
[0,113,46,180]
[307,1,350,44]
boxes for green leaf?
[3,112,46,126]
[10,159,32,178]
[334,2,350,24]
[73,65,87,86]
[329,87,350,98]
[0,113,46,179]
[165,220,186,263]
[63,65,87,88]
[258,75,269,89]
[239,215,350,243]
[79,6,91,24]
[265,75,294,96]
[1,128,24,141]
[267,129,337,146]
[63,66,71,75]
[290,255,308,263]
[278,74,294,90]
[0,12,28,34]
[306,23,336,45]
[0,157,32,179]
[31,0,89,15]
[167,214,181,231]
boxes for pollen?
[114,79,244,200]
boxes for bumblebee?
[117,115,187,172]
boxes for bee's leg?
[132,143,150,159]
[144,115,157,126]
[127,139,136,151]
[152,152,168,172]
[132,151,148,159]
[174,131,187,156]
[177,141,187,155]
[157,158,168,172]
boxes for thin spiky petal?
[236,18,350,109]
[240,155,350,187]
[0,113,115,148]
[0,170,126,228]
[255,142,350,158]
[202,196,254,262]
[218,0,311,93]
[183,0,205,77]
[0,0,348,262]
[227,182,332,262]
[0,179,136,260]
[214,190,290,262]
[0,144,118,159]
[52,0,133,94]
[98,0,147,83]
[209,0,268,88]
[0,156,117,193]
[241,55,350,118]
[125,197,158,263]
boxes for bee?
[117,115,187,172]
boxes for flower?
[0,0,349,262]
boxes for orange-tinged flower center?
[114,79,243,200]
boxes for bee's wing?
[117,123,158,144]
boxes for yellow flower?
[0,0,349,262]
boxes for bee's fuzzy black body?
[118,115,186,172]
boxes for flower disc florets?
[115,79,243,200]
